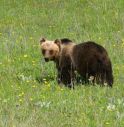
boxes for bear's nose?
[44,58,49,62]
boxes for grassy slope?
[0,0,124,127]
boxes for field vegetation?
[0,0,124,127]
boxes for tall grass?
[0,0,124,127]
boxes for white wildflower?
[107,103,115,111]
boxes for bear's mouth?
[44,57,55,62]
[44,58,49,62]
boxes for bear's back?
[72,41,109,73]
[72,41,108,62]
[74,41,107,54]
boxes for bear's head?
[40,38,61,62]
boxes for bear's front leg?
[56,67,64,87]
[60,67,75,89]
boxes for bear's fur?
[72,41,113,87]
[40,38,113,88]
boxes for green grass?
[0,0,124,127]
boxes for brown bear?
[40,38,113,88]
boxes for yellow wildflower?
[19,99,23,102]
[32,85,36,88]
[30,98,33,101]
[18,94,22,97]
[44,81,48,84]
[105,122,110,125]
[19,36,23,39]
[32,60,35,63]
[18,86,21,89]
[29,37,33,40]
[47,83,50,87]
[61,88,64,91]
[26,80,30,83]
[11,85,13,88]
[32,60,36,66]
[21,92,24,96]
[33,80,36,83]
[24,54,28,58]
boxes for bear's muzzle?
[44,58,49,62]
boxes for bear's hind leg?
[105,70,113,87]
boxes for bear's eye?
[42,49,46,54]
[49,50,53,55]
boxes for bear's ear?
[54,39,61,47]
[40,38,46,44]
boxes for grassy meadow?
[0,0,124,126]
